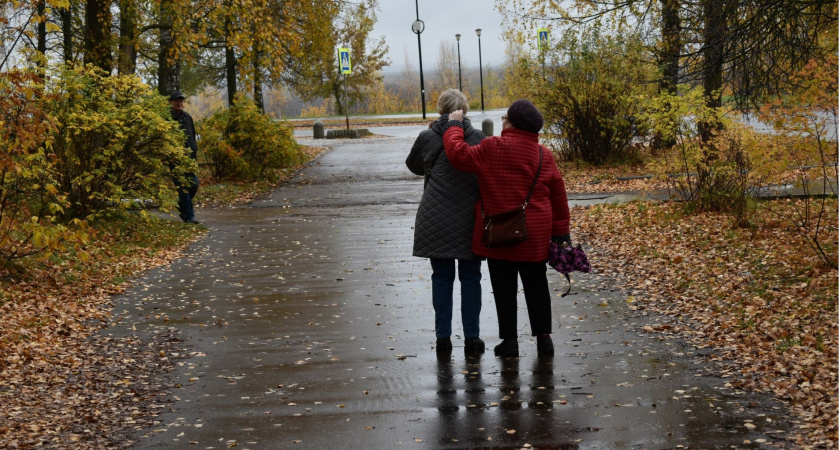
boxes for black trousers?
[487,258,552,339]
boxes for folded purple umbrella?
[548,242,591,297]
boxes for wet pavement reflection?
[111,136,791,449]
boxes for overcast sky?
[370,0,508,73]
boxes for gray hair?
[437,89,469,115]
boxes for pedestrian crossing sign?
[538,29,549,50]
[339,48,352,74]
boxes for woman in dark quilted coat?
[406,89,487,355]
[443,99,571,357]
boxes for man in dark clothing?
[170,90,200,224]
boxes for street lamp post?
[476,28,484,111]
[455,33,462,92]
[412,0,427,119]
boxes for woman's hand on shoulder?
[449,109,464,122]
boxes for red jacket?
[444,125,570,262]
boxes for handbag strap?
[481,146,543,217]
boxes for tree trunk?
[659,0,680,94]
[697,0,727,200]
[225,14,237,106]
[36,0,46,76]
[254,65,264,112]
[700,0,725,143]
[333,83,344,116]
[60,4,73,64]
[83,0,112,73]
[653,0,680,151]
[118,0,138,75]
[157,0,179,95]
[252,23,264,112]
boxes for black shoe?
[436,337,452,354]
[537,335,554,355]
[493,339,519,357]
[185,218,200,224]
[464,337,485,354]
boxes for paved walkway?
[109,136,791,449]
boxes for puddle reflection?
[432,354,579,449]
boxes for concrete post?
[482,118,494,137]
[313,120,325,139]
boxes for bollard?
[313,120,325,139]
[482,118,494,137]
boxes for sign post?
[537,29,548,77]
[338,48,352,131]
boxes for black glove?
[552,234,571,247]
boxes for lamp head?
[455,33,461,41]
[475,28,481,36]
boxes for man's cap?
[169,91,186,101]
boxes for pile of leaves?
[559,162,668,194]
[574,199,838,448]
[0,212,202,448]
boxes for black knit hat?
[506,99,543,134]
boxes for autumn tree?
[433,41,458,97]
[498,0,838,118]
[396,48,420,112]
[283,0,389,115]
[244,0,339,111]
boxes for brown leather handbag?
[481,148,542,248]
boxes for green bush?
[645,87,775,227]
[42,65,192,221]
[198,95,303,181]
[538,28,654,165]
[0,69,82,262]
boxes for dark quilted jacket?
[406,116,486,260]
[443,125,570,262]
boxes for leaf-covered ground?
[0,213,203,448]
[559,162,670,193]
[574,199,838,448]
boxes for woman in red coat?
[443,99,571,356]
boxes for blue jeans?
[175,173,199,221]
[430,258,482,338]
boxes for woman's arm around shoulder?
[442,111,489,174]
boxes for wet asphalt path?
[110,136,790,449]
